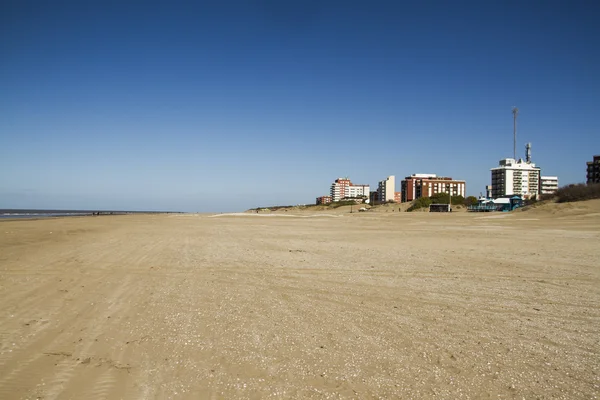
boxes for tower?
[512,107,519,160]
[526,143,531,163]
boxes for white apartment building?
[540,176,559,195]
[377,175,395,202]
[490,158,541,199]
[330,178,370,202]
[347,184,370,199]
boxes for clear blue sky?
[1,1,599,212]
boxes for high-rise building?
[330,178,370,202]
[330,178,351,202]
[490,158,540,199]
[587,155,600,184]
[540,176,559,195]
[377,176,396,203]
[401,174,466,202]
[369,191,379,204]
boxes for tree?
[430,193,449,204]
[464,196,478,207]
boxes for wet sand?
[1,202,599,399]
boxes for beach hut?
[429,204,451,212]
[492,195,523,211]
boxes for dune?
[519,198,600,217]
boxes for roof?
[496,195,522,199]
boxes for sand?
[1,201,599,399]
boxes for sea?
[0,209,165,220]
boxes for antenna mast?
[512,107,519,160]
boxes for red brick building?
[316,196,332,205]
[401,174,466,202]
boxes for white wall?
[491,159,541,198]
[382,176,395,201]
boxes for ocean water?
[0,209,179,220]
[0,209,129,220]
[0,212,92,219]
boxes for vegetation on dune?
[464,196,478,206]
[328,200,360,208]
[407,193,470,212]
[555,183,600,203]
[522,184,600,209]
[406,197,433,212]
[250,200,363,212]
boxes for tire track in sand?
[0,269,108,370]
[57,237,164,400]
[80,367,118,400]
[0,302,98,399]
[41,274,136,400]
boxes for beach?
[1,202,599,399]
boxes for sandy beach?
[1,201,599,399]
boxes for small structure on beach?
[467,198,497,212]
[467,195,523,212]
[429,203,451,212]
[492,195,523,212]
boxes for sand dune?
[0,208,599,399]
[519,198,600,217]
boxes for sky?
[1,0,599,212]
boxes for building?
[491,195,524,212]
[330,178,351,202]
[540,176,559,195]
[347,184,370,200]
[587,155,600,184]
[394,192,402,203]
[401,174,466,202]
[490,158,540,199]
[377,176,396,203]
[369,191,379,205]
[330,178,370,203]
[315,196,332,205]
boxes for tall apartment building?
[490,158,540,199]
[540,176,559,195]
[401,174,466,202]
[369,191,379,204]
[587,155,600,184]
[330,178,370,202]
[377,176,396,203]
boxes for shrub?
[539,193,555,201]
[407,197,432,212]
[429,193,448,203]
[464,196,478,207]
[555,183,600,203]
[524,197,537,206]
[427,193,464,205]
[329,200,358,208]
